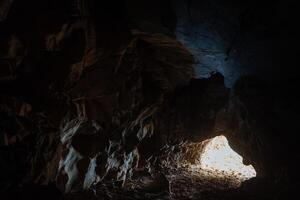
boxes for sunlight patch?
[192,135,256,187]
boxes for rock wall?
[1,0,298,199]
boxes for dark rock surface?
[1,0,299,199]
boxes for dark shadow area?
[1,0,299,199]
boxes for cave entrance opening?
[194,135,257,187]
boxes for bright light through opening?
[197,135,256,185]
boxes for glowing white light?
[198,135,256,182]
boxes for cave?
[0,0,299,199]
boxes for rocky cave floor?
[63,168,287,200]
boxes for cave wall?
[172,0,299,87]
[0,0,299,199]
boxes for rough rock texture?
[0,0,298,200]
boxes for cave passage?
[194,135,256,187]
[0,0,299,200]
